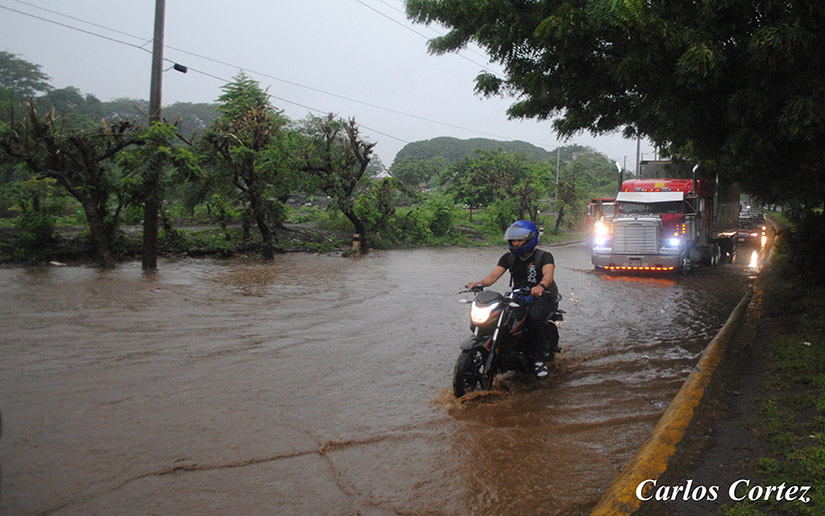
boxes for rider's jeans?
[526,296,554,361]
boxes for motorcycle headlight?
[470,302,499,324]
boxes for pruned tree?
[0,101,140,267]
[202,72,296,259]
[300,114,375,250]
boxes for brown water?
[0,242,763,515]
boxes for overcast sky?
[0,0,655,168]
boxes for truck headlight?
[668,237,681,248]
[594,221,609,236]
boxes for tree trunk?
[553,205,566,235]
[256,213,275,259]
[242,207,252,241]
[249,193,275,260]
[81,201,115,268]
[142,180,159,270]
[344,209,367,254]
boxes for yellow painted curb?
[589,288,752,515]
[589,224,777,515]
[589,288,753,515]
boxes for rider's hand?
[530,284,545,297]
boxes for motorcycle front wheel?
[453,348,493,398]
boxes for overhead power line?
[0,4,151,54]
[1,0,538,148]
[351,0,501,77]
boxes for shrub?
[15,210,56,250]
[425,193,456,237]
[778,208,825,286]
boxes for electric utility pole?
[143,0,165,271]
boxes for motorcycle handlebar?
[458,286,533,296]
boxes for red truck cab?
[590,177,737,272]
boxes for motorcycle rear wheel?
[453,348,492,398]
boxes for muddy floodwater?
[0,242,764,515]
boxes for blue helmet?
[504,220,539,257]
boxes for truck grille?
[613,220,659,253]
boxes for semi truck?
[590,163,739,273]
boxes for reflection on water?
[0,245,755,515]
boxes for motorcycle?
[452,286,565,398]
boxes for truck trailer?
[590,167,739,273]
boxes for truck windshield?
[618,201,683,215]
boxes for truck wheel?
[680,255,692,275]
[719,237,734,263]
[703,243,720,266]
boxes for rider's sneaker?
[534,361,549,380]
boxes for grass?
[722,216,825,516]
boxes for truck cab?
[590,177,734,272]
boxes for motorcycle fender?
[460,336,492,352]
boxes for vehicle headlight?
[470,302,499,324]
[594,236,609,247]
[667,237,681,248]
[594,221,609,236]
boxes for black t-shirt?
[497,249,556,297]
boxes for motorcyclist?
[466,220,558,379]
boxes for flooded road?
[0,242,764,515]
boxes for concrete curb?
[589,239,775,515]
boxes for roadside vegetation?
[723,211,825,516]
[0,53,606,266]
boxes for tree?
[442,149,546,224]
[202,72,295,259]
[440,154,494,222]
[300,114,375,250]
[0,51,51,100]
[0,101,141,267]
[354,177,399,238]
[389,156,445,189]
[36,87,105,127]
[406,1,825,206]
[118,123,201,245]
